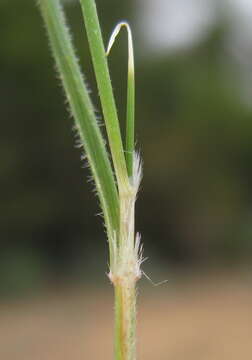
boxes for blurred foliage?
[1,0,252,294]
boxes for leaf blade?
[79,0,130,191]
[106,21,135,178]
[38,0,120,252]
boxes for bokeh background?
[1,0,252,359]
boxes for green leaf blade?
[79,0,130,191]
[38,0,119,250]
[106,22,135,178]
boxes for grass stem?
[39,1,142,359]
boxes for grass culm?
[38,0,143,359]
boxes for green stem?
[39,2,141,360]
[114,282,137,360]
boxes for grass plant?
[38,1,143,359]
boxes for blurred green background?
[1,1,252,360]
[1,0,252,297]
